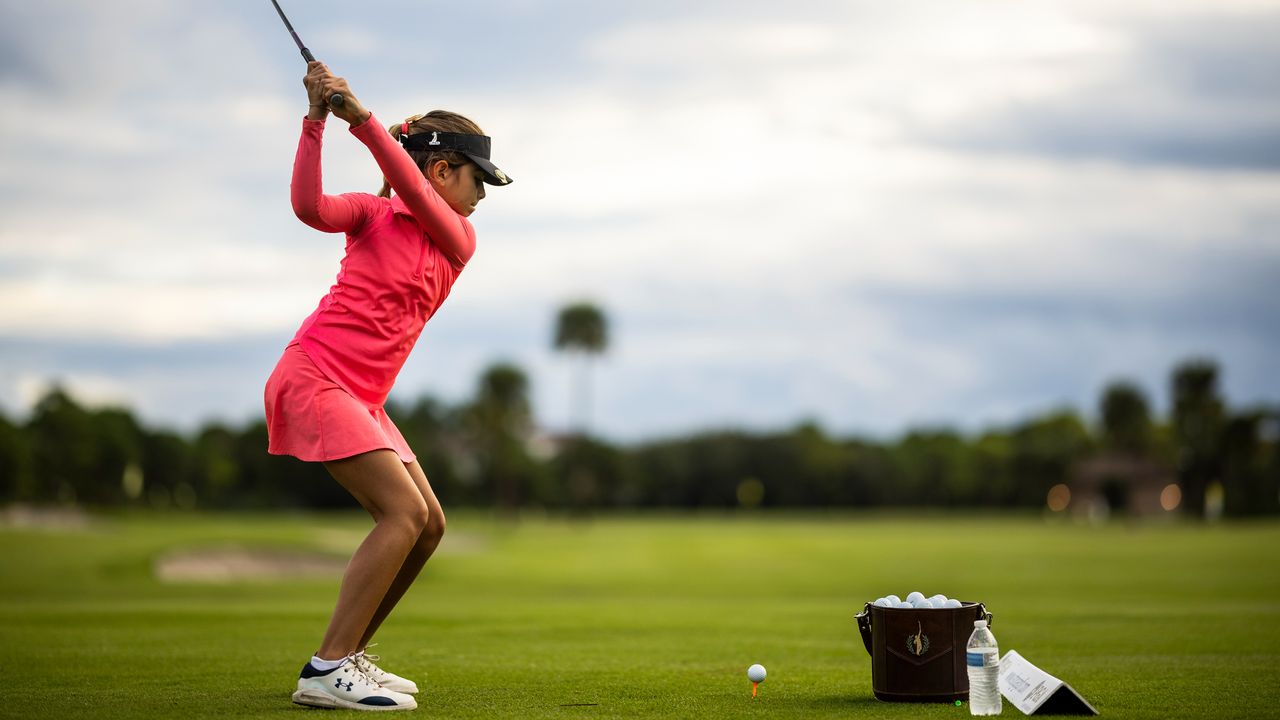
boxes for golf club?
[268,0,345,108]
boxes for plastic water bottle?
[966,619,1001,715]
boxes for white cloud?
[0,0,1276,436]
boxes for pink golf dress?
[264,113,476,463]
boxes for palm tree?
[1172,359,1224,519]
[553,302,609,437]
[474,364,532,431]
[1100,381,1152,455]
[468,362,533,511]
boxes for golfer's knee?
[424,509,446,545]
[388,498,431,536]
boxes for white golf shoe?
[353,647,420,694]
[292,656,417,711]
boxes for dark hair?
[379,110,486,198]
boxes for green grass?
[2,510,1278,719]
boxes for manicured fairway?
[2,510,1278,719]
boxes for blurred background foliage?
[0,306,1275,520]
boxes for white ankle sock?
[310,655,348,671]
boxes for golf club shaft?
[269,0,345,108]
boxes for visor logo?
[429,132,441,146]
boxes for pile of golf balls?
[871,591,963,609]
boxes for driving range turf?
[2,510,1277,719]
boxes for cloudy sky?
[1,0,1277,441]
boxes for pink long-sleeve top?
[289,114,476,407]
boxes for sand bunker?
[155,548,349,583]
[1,504,91,530]
[155,532,485,582]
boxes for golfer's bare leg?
[316,449,429,660]
[358,459,446,650]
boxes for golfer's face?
[435,163,486,217]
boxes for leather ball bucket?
[854,601,993,702]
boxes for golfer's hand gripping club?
[304,62,368,124]
[299,48,344,107]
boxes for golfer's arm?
[349,114,476,267]
[290,118,366,233]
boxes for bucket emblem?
[907,621,930,656]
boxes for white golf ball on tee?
[748,664,767,683]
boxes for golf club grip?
[298,48,346,108]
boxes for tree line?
[1,354,1274,518]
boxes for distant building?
[1068,453,1178,518]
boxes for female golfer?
[265,61,512,712]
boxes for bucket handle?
[855,602,873,656]
[854,601,993,657]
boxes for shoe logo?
[335,678,354,692]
